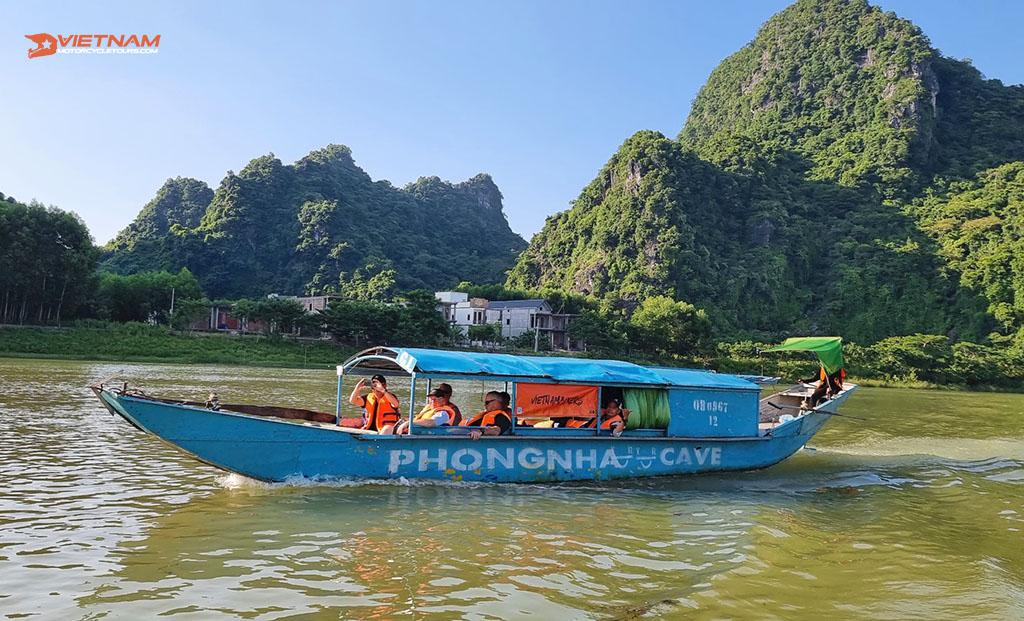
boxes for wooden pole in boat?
[768,401,866,421]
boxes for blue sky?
[3,1,1022,245]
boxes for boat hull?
[94,388,853,483]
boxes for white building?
[485,299,551,339]
[267,294,340,314]
[434,292,579,349]
[435,291,468,323]
[436,291,489,332]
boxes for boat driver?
[799,366,845,408]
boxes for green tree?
[0,199,99,325]
[394,289,449,346]
[318,299,401,345]
[95,268,202,324]
[171,297,211,331]
[468,323,503,345]
[253,297,309,334]
[567,310,624,354]
[630,296,711,357]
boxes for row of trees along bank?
[4,194,1024,388]
[0,196,97,325]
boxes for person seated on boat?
[799,366,846,408]
[204,392,221,411]
[499,391,515,423]
[558,399,630,435]
[395,389,457,434]
[462,391,513,439]
[597,398,631,436]
[349,374,400,434]
[437,383,462,425]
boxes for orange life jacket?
[462,409,512,429]
[361,392,399,431]
[415,404,457,425]
[447,404,462,426]
[572,414,623,429]
[817,368,846,392]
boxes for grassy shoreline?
[5,324,1024,392]
[0,324,354,369]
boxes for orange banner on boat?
[515,383,598,419]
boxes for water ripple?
[2,359,1023,619]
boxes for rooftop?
[486,299,549,310]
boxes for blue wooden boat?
[91,344,857,483]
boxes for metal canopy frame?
[335,346,760,435]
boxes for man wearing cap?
[395,388,457,434]
[349,374,400,434]
[437,383,462,425]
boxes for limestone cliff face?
[508,0,1024,343]
[103,144,527,299]
[108,177,213,251]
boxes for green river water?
[1,358,1022,619]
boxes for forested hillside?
[508,0,1024,344]
[103,145,527,299]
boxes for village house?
[435,292,579,350]
[435,291,489,331]
[187,303,267,333]
[290,295,340,313]
[187,295,338,334]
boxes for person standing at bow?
[799,366,845,408]
[349,374,400,434]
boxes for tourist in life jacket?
[437,383,462,425]
[349,374,400,434]
[499,391,515,423]
[462,390,512,440]
[395,389,457,434]
[799,366,846,408]
[597,398,630,436]
[562,398,631,435]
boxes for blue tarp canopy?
[342,347,758,391]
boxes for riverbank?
[0,323,353,368]
[4,324,1024,391]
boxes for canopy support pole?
[510,381,517,434]
[407,373,417,435]
[335,366,343,426]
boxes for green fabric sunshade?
[761,336,844,374]
[622,388,671,430]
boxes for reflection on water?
[1,358,1022,619]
